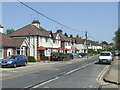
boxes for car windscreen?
[100,53,110,56]
[6,56,17,59]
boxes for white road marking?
[65,61,96,75]
[32,77,59,88]
[26,61,97,88]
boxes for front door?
[7,48,13,57]
[39,50,44,57]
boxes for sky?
[1,1,118,43]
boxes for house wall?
[0,47,3,59]
[65,42,72,49]
[76,44,87,53]
[28,36,37,60]
[39,37,53,48]
[61,41,65,53]
[3,47,16,59]
[0,28,3,33]
[53,34,61,48]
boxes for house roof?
[0,33,25,47]
[58,33,71,42]
[76,38,85,44]
[53,33,57,39]
[8,24,51,37]
[71,37,76,43]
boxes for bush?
[41,55,49,60]
[28,56,36,62]
[97,49,103,54]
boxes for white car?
[99,51,113,64]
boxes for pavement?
[103,56,120,85]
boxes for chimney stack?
[57,29,62,34]
[0,24,3,33]
[32,20,40,28]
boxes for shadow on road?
[94,62,111,65]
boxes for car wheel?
[24,62,27,66]
[99,60,101,64]
[109,61,111,65]
[13,63,17,68]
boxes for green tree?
[6,29,15,35]
[64,33,68,37]
[101,41,108,45]
[70,34,73,38]
[114,28,120,51]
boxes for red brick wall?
[36,36,40,61]
[3,47,16,59]
[4,48,7,59]
[61,41,65,54]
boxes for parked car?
[99,51,113,64]
[65,53,74,59]
[78,53,86,58]
[50,53,63,61]
[111,51,118,56]
[1,55,28,68]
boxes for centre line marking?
[65,61,96,75]
[32,77,59,88]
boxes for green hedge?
[28,56,36,62]
[88,49,103,55]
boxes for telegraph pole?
[85,31,88,58]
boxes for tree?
[70,34,73,38]
[114,28,120,51]
[101,41,108,45]
[64,33,68,37]
[6,29,15,35]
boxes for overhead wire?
[17,0,98,41]
[17,0,85,33]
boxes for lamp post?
[85,31,88,58]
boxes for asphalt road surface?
[2,55,112,88]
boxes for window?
[17,47,26,56]
[46,49,51,56]
[53,40,55,43]
[68,42,71,46]
[17,48,20,54]
[41,37,45,43]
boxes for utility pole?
[85,31,88,58]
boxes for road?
[1,55,115,88]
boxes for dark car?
[50,53,62,61]
[1,55,28,68]
[111,51,118,56]
[78,53,86,58]
[66,53,74,59]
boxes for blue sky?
[2,2,118,43]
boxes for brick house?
[0,32,29,59]
[55,30,74,54]
[76,38,87,53]
[8,20,61,61]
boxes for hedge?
[28,56,36,62]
